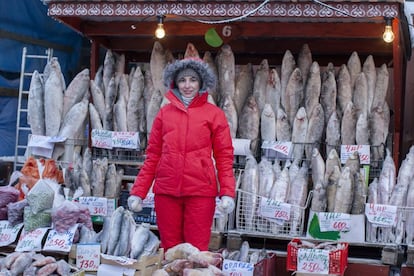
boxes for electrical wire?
[311,0,356,18]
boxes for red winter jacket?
[130,90,236,199]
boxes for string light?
[155,15,165,39]
[383,17,395,43]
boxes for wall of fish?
[28,40,414,245]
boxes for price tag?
[261,141,292,159]
[365,203,398,227]
[0,221,23,246]
[76,243,100,271]
[91,129,113,149]
[43,223,77,252]
[259,197,291,223]
[318,212,351,232]
[297,248,330,274]
[222,259,254,276]
[112,131,139,149]
[79,197,108,216]
[15,227,49,252]
[340,145,370,164]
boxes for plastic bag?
[23,206,52,232]
[7,199,28,226]
[26,179,54,214]
[0,186,20,208]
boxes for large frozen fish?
[150,41,167,95]
[298,43,313,86]
[288,161,309,235]
[90,79,106,122]
[104,163,121,198]
[103,76,117,130]
[253,59,269,115]
[377,149,396,204]
[352,72,368,118]
[202,51,219,103]
[146,88,164,137]
[114,210,135,256]
[270,162,290,203]
[58,98,89,139]
[89,103,103,130]
[260,103,276,141]
[337,64,352,115]
[79,167,91,197]
[341,102,356,145]
[347,51,362,90]
[28,70,45,135]
[291,107,308,161]
[221,95,238,138]
[239,155,259,231]
[362,55,376,112]
[304,61,321,116]
[216,44,235,106]
[333,166,353,213]
[280,49,296,107]
[258,156,274,197]
[103,49,115,94]
[324,148,341,185]
[310,148,327,212]
[366,178,378,242]
[62,68,90,118]
[266,68,281,117]
[305,103,324,161]
[237,96,260,153]
[127,66,145,132]
[351,171,367,214]
[371,64,389,111]
[114,97,128,132]
[44,63,64,137]
[355,112,369,145]
[326,165,341,212]
[234,63,253,116]
[276,108,291,141]
[107,206,125,255]
[117,73,130,103]
[369,103,390,166]
[284,68,304,126]
[91,157,108,197]
[320,69,337,125]
[325,110,341,155]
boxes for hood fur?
[163,58,217,93]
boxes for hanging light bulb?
[155,15,165,39]
[383,17,394,43]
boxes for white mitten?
[127,195,143,212]
[217,196,235,214]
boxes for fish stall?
[2,0,412,275]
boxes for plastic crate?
[286,238,348,275]
[253,253,277,276]
[235,189,311,237]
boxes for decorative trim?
[47,2,400,19]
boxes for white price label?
[16,227,49,252]
[365,203,398,227]
[79,197,108,216]
[297,248,330,274]
[43,224,77,252]
[259,197,291,222]
[0,221,23,246]
[318,212,351,232]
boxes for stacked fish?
[366,145,414,245]
[27,58,90,161]
[237,154,309,236]
[63,147,124,200]
[222,240,270,266]
[97,206,160,259]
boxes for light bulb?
[383,25,394,43]
[155,23,165,39]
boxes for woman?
[128,57,236,251]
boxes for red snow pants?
[155,194,216,251]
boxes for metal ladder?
[14,47,53,171]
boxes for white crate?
[235,189,311,237]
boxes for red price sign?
[301,261,323,273]
[79,260,96,269]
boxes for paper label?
[43,223,77,252]
[76,243,101,271]
[112,131,139,149]
[340,145,370,164]
[318,212,351,232]
[15,227,49,252]
[0,221,23,246]
[91,129,113,149]
[79,197,108,216]
[365,203,398,227]
[259,197,291,222]
[222,259,254,276]
[297,248,330,274]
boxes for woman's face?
[176,76,200,98]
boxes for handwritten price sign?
[0,221,23,246]
[79,197,108,216]
[261,141,292,159]
[91,129,113,149]
[76,243,100,271]
[318,212,351,232]
[43,224,77,252]
[16,227,48,252]
[222,259,254,276]
[365,203,397,227]
[340,145,370,164]
[297,248,329,274]
[259,197,291,224]
[112,131,139,149]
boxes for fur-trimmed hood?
[163,58,217,93]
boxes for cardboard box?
[99,248,164,276]
[306,211,365,243]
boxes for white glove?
[128,195,143,212]
[217,196,235,214]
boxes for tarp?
[0,0,83,157]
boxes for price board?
[222,259,254,276]
[76,243,100,271]
[297,248,330,274]
[79,197,108,216]
[0,221,23,246]
[43,223,77,252]
[318,212,351,232]
[15,227,49,252]
[259,197,291,224]
[365,203,398,227]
